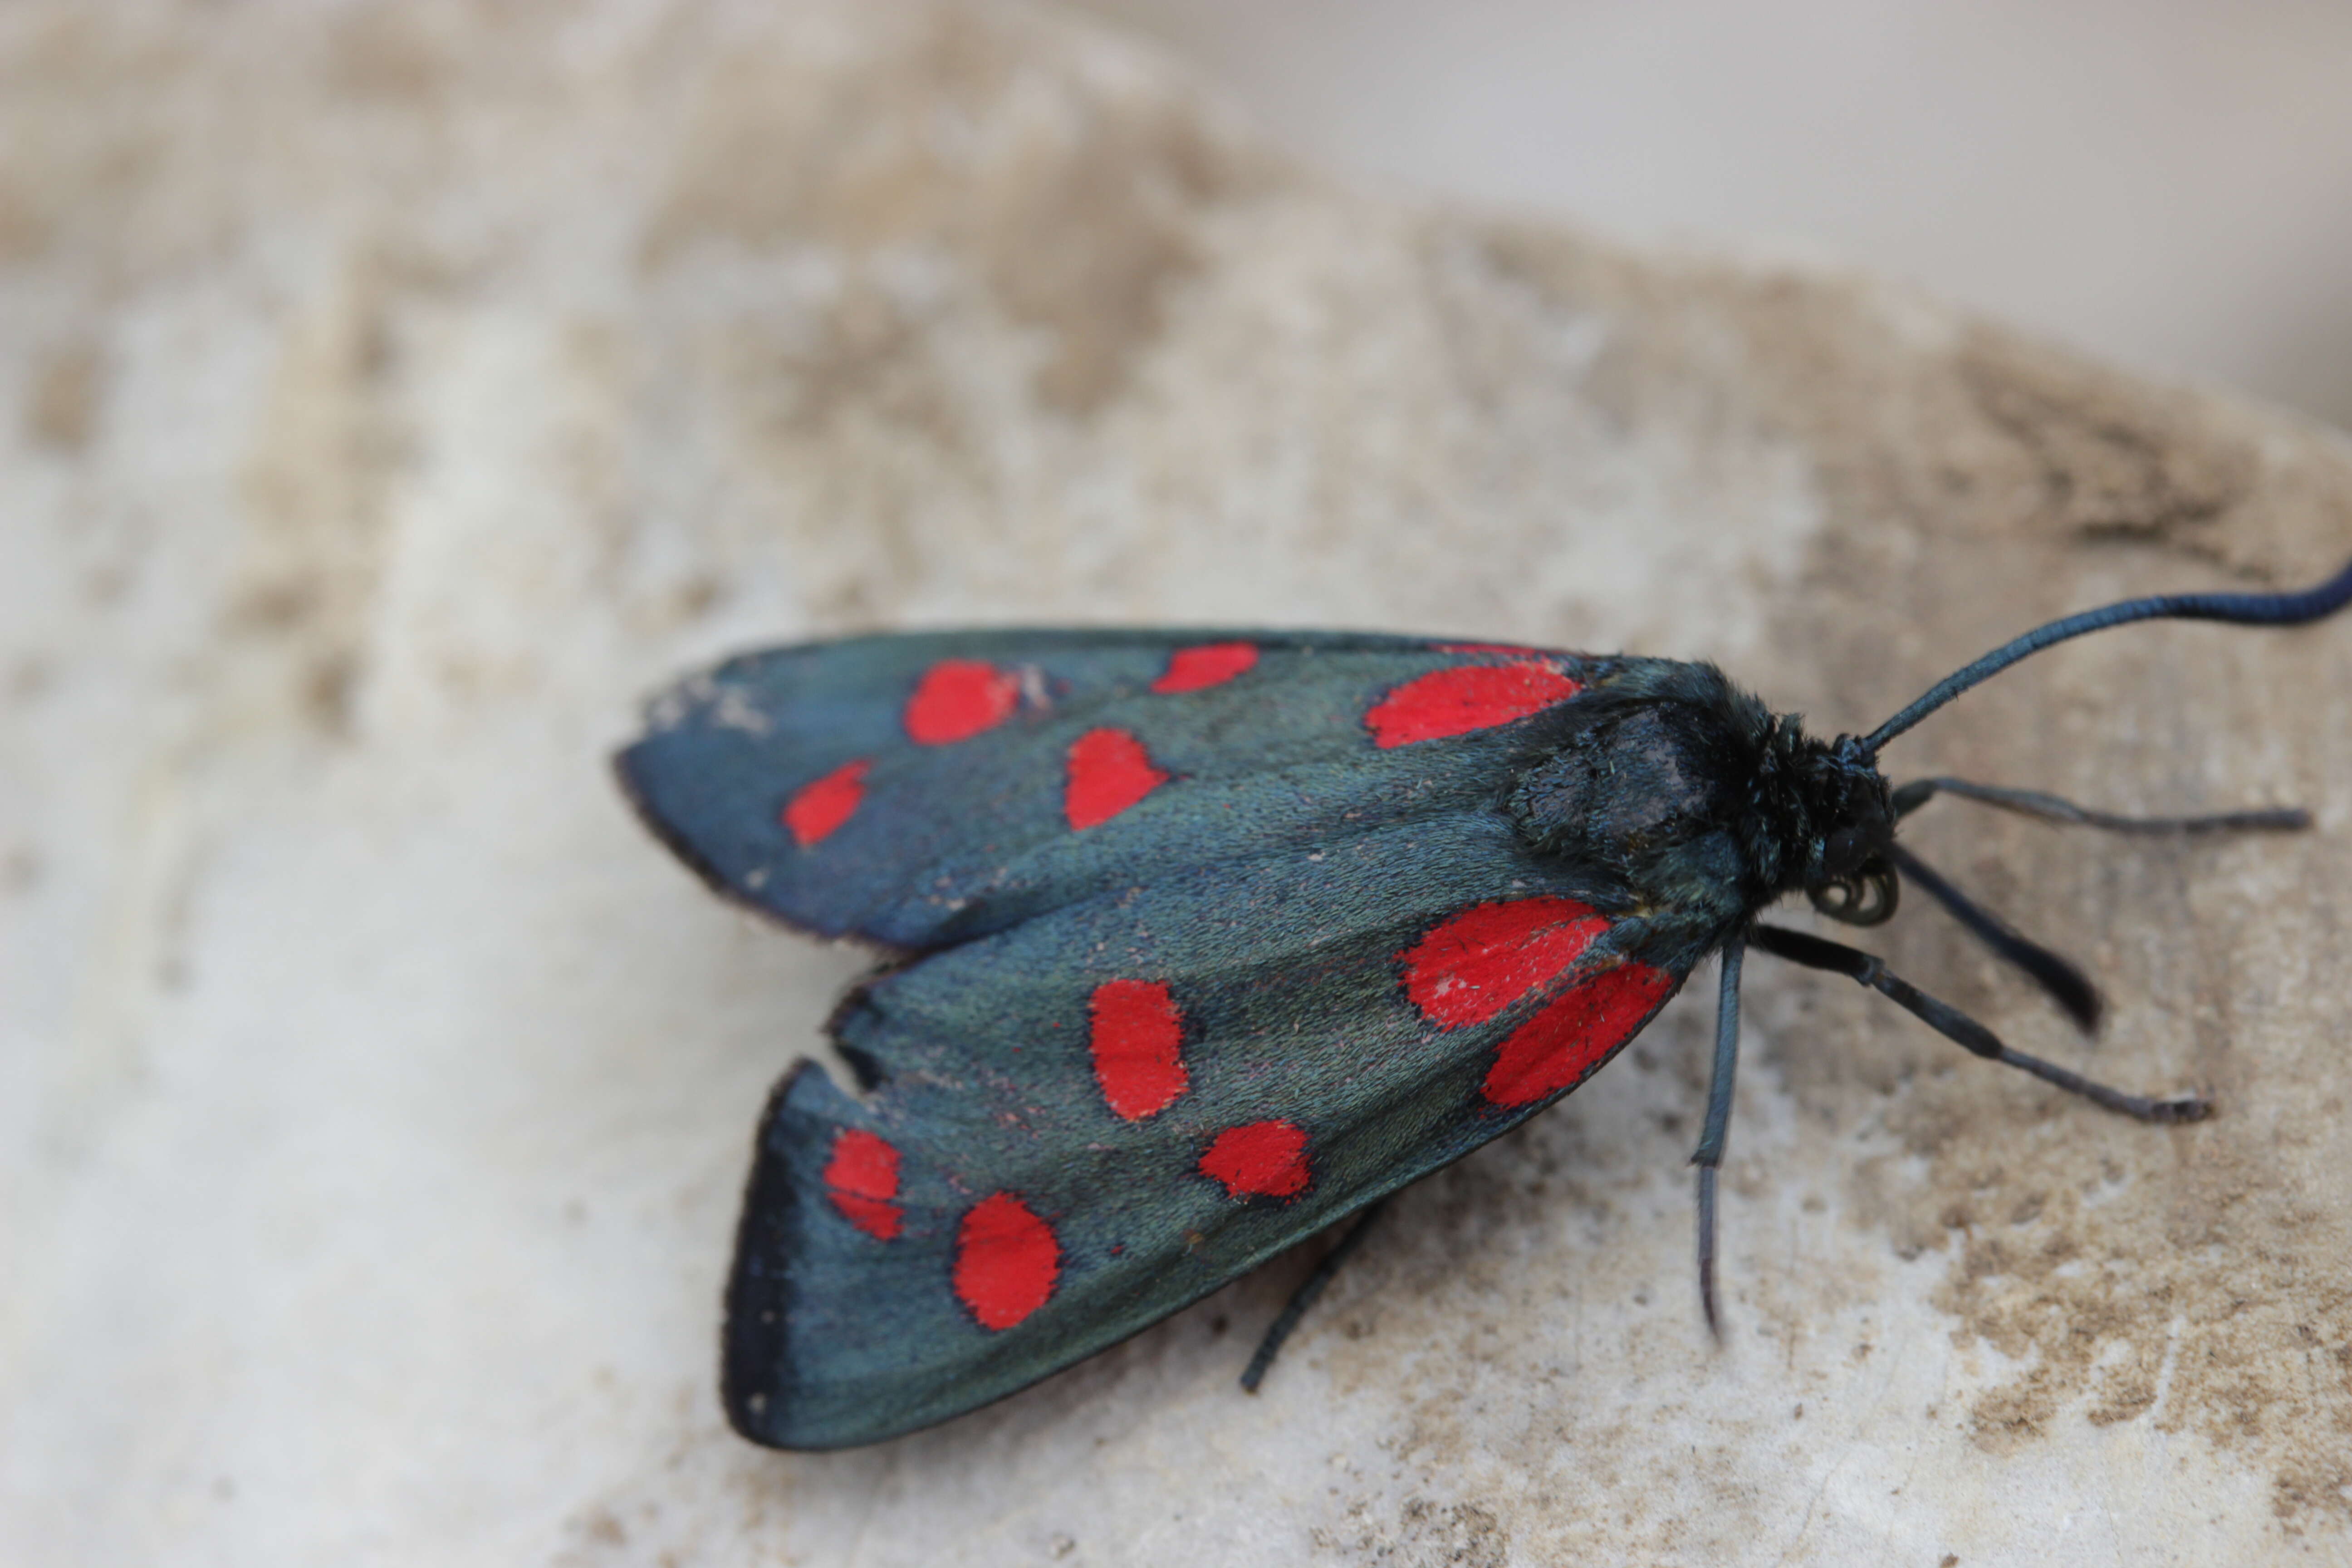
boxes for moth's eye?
[1822,825,1869,877]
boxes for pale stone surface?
[5,3,2350,1564]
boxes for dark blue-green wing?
[619,631,1701,1449]
[724,839,1690,1448]
[617,631,1594,949]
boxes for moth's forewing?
[620,632,1561,947]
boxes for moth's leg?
[1691,936,1746,1338]
[1887,777,2306,1032]
[1892,776,2309,834]
[1750,925,2210,1124]
[1885,843,2101,1034]
[1240,1197,1388,1393]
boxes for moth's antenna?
[1862,555,2352,755]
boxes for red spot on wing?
[1399,897,1609,1028]
[1152,641,1259,694]
[781,758,871,847]
[1199,1120,1311,1199]
[905,659,1020,745]
[1364,662,1581,747]
[821,1128,902,1240]
[953,1193,1061,1330]
[1064,727,1170,830]
[1088,979,1188,1120]
[1482,962,1676,1107]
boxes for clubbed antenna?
[1862,556,2352,755]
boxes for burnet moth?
[617,559,2352,1450]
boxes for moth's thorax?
[1509,704,1730,864]
[1503,662,1760,928]
[1502,660,1893,921]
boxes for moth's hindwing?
[621,632,1700,1448]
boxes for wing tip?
[612,739,757,914]
[721,1061,937,1452]
[720,1061,846,1450]
[613,736,913,956]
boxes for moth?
[617,559,2352,1450]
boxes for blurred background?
[1078,0,2352,428]
[12,4,2352,1563]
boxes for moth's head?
[1756,723,1899,923]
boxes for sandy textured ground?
[5,3,2350,1564]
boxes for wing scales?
[617,631,1607,949]
[723,823,1696,1448]
[622,628,1711,1448]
